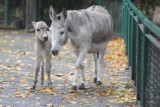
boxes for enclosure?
[0,0,160,107]
[0,0,122,34]
[122,0,160,107]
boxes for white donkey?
[31,21,52,89]
[49,5,113,90]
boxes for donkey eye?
[46,28,50,31]
[36,29,40,31]
[57,15,61,20]
[60,31,64,35]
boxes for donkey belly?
[88,42,107,53]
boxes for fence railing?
[122,0,160,107]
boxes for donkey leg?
[31,60,40,89]
[79,65,85,90]
[40,63,44,86]
[71,47,87,90]
[92,53,98,84]
[97,50,106,86]
[71,48,79,90]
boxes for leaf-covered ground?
[0,30,136,107]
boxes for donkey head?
[32,21,50,41]
[49,5,68,56]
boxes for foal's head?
[32,21,49,41]
[49,5,68,56]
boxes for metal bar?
[98,0,103,6]
[36,0,42,21]
[146,34,160,49]
[4,0,8,25]
[122,0,125,37]
[125,2,128,54]
[130,11,134,80]
[127,0,160,37]
[135,17,140,100]
[128,9,132,66]
[141,27,149,107]
[132,15,137,82]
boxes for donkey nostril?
[44,37,48,41]
[52,50,59,55]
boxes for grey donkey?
[49,5,113,91]
[31,21,52,89]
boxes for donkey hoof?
[48,83,52,89]
[93,77,97,83]
[31,86,36,90]
[79,83,85,90]
[96,81,102,86]
[41,82,44,86]
[71,86,78,91]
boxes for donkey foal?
[31,21,52,89]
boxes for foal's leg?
[45,59,52,89]
[40,62,44,86]
[31,60,40,89]
[97,50,106,86]
[71,47,87,90]
[92,53,98,83]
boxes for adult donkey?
[49,5,113,90]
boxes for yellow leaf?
[59,105,64,107]
[106,90,112,96]
[30,74,34,77]
[20,79,27,84]
[47,104,54,107]
[69,90,78,93]
[0,90,3,93]
[14,91,22,96]
[44,75,47,80]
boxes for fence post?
[36,0,42,21]
[125,2,128,54]
[128,8,132,66]
[122,0,125,37]
[98,0,103,6]
[4,0,8,25]
[141,27,149,107]
[135,17,140,100]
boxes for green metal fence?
[122,0,160,107]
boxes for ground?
[0,30,136,107]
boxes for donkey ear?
[32,21,36,28]
[62,8,67,19]
[49,5,57,21]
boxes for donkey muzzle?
[44,37,48,41]
[52,50,59,56]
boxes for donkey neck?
[35,34,45,48]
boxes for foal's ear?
[49,5,57,21]
[32,21,36,28]
[62,8,67,19]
